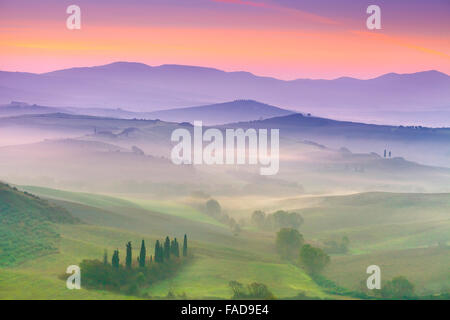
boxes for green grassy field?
[0,222,328,299]
[121,197,226,228]
[2,186,449,299]
[289,192,450,294]
[0,183,78,267]
[0,186,331,299]
[323,247,450,294]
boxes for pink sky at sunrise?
[0,0,449,80]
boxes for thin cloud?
[212,0,339,25]
[352,30,450,60]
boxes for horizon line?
[1,60,448,82]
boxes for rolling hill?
[0,182,78,267]
[225,113,450,168]
[145,100,294,125]
[263,191,450,294]
[2,184,448,298]
[0,185,329,299]
[0,100,294,125]
[1,112,450,195]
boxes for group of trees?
[154,236,186,263]
[205,199,241,235]
[323,236,350,254]
[251,210,303,231]
[275,228,330,275]
[383,149,392,158]
[380,276,415,299]
[229,281,275,300]
[356,275,416,299]
[109,235,188,269]
[80,235,190,296]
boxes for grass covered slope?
[3,186,329,299]
[0,222,327,299]
[323,246,450,295]
[0,182,78,267]
[285,192,450,294]
[6,185,447,299]
[295,192,450,252]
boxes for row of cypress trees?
[108,234,188,269]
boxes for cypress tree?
[138,239,146,268]
[160,243,165,263]
[103,249,108,265]
[149,255,153,264]
[112,249,120,268]
[174,238,180,257]
[126,241,132,269]
[164,236,171,260]
[170,239,175,256]
[183,234,188,257]
[155,240,161,263]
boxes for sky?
[0,0,449,79]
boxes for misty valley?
[0,58,449,301]
[0,95,449,300]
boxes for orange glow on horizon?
[0,13,449,79]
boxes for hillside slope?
[146,100,294,125]
[0,182,78,267]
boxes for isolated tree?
[384,149,387,158]
[112,249,120,269]
[299,244,330,275]
[164,236,171,260]
[183,234,188,257]
[341,236,350,253]
[138,239,146,268]
[229,280,246,299]
[103,249,108,265]
[205,199,221,218]
[251,210,266,228]
[381,276,415,299]
[275,228,304,260]
[126,241,132,269]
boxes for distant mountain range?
[1,62,449,126]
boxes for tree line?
[109,234,188,269]
[251,210,304,231]
[80,234,190,296]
